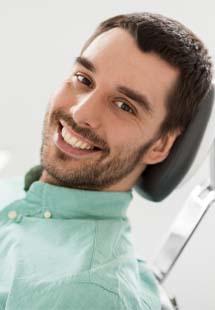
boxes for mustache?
[51,109,109,151]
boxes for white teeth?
[78,141,91,149]
[75,140,83,148]
[61,126,94,150]
[62,127,66,136]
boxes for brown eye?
[115,100,134,114]
[75,73,92,88]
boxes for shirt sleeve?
[52,282,122,310]
[7,280,124,310]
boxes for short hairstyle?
[80,12,213,137]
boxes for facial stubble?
[40,108,157,191]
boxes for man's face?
[40,28,179,191]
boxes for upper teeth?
[61,126,94,150]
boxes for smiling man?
[40,27,180,193]
[0,12,212,310]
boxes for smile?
[59,119,101,150]
[61,126,94,150]
[53,120,101,158]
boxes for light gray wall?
[0,1,214,309]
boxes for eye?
[74,73,92,88]
[115,100,135,114]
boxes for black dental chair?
[135,83,215,309]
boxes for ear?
[143,128,182,165]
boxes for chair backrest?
[135,84,215,202]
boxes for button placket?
[7,210,23,223]
[8,210,17,220]
[43,210,52,219]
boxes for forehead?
[80,28,179,116]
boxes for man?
[0,12,212,310]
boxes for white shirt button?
[43,210,52,219]
[8,210,18,220]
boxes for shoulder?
[0,176,25,211]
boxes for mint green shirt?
[0,175,161,310]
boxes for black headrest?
[134,84,215,202]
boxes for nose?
[70,90,104,129]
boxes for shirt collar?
[25,181,132,219]
[23,166,133,220]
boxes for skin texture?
[40,28,181,192]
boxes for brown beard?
[40,108,158,190]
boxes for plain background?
[0,1,215,309]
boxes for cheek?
[108,126,140,152]
[50,83,75,110]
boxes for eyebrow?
[116,86,153,115]
[74,56,154,115]
[75,56,96,73]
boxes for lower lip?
[53,125,101,158]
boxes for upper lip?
[59,119,101,149]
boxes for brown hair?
[80,12,213,137]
